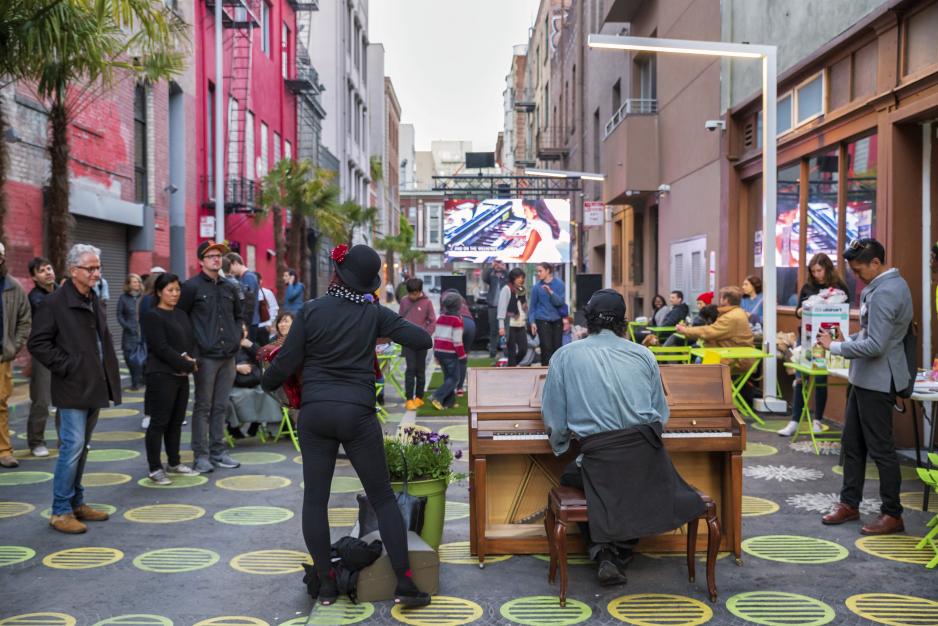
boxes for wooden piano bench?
[544,486,720,606]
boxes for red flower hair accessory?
[330,244,349,264]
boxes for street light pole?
[604,205,612,288]
[588,35,783,410]
[214,0,225,243]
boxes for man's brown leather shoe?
[0,454,19,468]
[50,514,87,534]
[74,504,109,522]
[821,503,860,525]
[861,514,904,535]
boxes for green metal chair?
[274,406,300,452]
[914,465,938,569]
[649,346,693,364]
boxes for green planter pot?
[391,477,447,550]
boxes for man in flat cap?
[542,289,704,587]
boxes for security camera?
[704,120,726,132]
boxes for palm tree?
[397,216,426,276]
[319,200,378,247]
[5,0,187,275]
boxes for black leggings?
[298,401,410,577]
[144,372,189,471]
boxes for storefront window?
[776,164,801,306]
[844,133,877,306]
[806,149,840,264]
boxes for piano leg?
[686,517,698,582]
[473,458,487,568]
[545,504,557,584]
[706,503,721,602]
[731,452,743,565]
[555,519,568,607]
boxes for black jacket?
[661,303,689,327]
[27,280,122,409]
[579,423,705,543]
[28,283,57,315]
[141,307,196,376]
[117,292,142,350]
[263,295,432,408]
[178,271,243,359]
[234,342,261,388]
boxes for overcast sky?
[369,0,541,152]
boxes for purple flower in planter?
[454,449,463,459]
[429,434,440,443]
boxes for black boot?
[394,569,431,608]
[318,568,339,606]
[596,548,627,587]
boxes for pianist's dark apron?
[579,423,706,544]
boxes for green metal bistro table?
[377,344,406,400]
[690,347,770,425]
[627,321,648,342]
[647,326,677,341]
[782,362,847,454]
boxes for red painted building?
[192,0,300,284]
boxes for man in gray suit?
[818,238,912,535]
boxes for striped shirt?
[433,314,466,359]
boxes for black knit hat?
[332,244,382,293]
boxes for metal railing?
[603,98,657,139]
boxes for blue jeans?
[432,353,461,408]
[52,408,100,515]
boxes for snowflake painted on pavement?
[743,464,824,482]
[789,440,842,456]
[786,492,881,515]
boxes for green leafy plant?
[384,428,467,484]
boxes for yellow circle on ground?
[846,593,938,626]
[500,596,592,626]
[743,443,778,458]
[43,547,124,569]
[391,596,483,626]
[215,506,295,526]
[0,546,36,568]
[742,495,780,517]
[133,547,220,573]
[855,535,933,566]
[92,616,173,626]
[40,503,116,519]
[439,424,469,442]
[531,553,593,565]
[229,549,311,575]
[137,474,208,489]
[86,449,140,462]
[0,613,76,626]
[330,476,363,493]
[305,598,376,625]
[193,618,269,626]
[641,551,731,563]
[230,452,287,465]
[123,504,205,523]
[438,541,511,565]
[328,507,358,527]
[445,501,470,521]
[160,450,194,463]
[99,408,140,418]
[13,448,59,460]
[607,594,713,625]
[292,454,303,465]
[832,464,917,481]
[16,429,57,442]
[120,395,145,403]
[81,472,132,487]
[742,535,848,564]
[0,471,53,486]
[726,591,835,626]
[0,502,36,519]
[216,475,292,491]
[91,431,145,442]
[899,491,938,513]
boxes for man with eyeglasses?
[817,238,912,536]
[178,241,243,473]
[0,242,32,469]
[28,243,121,533]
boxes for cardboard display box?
[801,302,850,352]
[355,530,440,602]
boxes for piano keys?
[468,364,746,566]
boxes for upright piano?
[468,364,746,566]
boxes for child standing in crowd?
[430,292,466,411]
[398,278,436,411]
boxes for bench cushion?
[551,486,587,508]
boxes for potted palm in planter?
[385,427,466,550]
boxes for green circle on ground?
[124,504,205,523]
[899,491,938,512]
[743,443,778,458]
[229,549,311,575]
[215,506,295,526]
[391,596,483,626]
[752,419,797,433]
[99,408,140,418]
[0,546,36,568]
[306,598,376,625]
[92,616,173,626]
[133,547,220,573]
[330,476,363,493]
[179,432,191,443]
[0,471,53,486]
[328,508,358,527]
[13,448,59,460]
[832,464,917,480]
[40,503,115,519]
[82,472,132,487]
[16,429,57,442]
[726,591,835,626]
[230,452,287,465]
[607,594,713,625]
[137,474,208,489]
[742,535,848,564]
[91,431,145,442]
[43,547,124,569]
[192,617,269,626]
[120,395,145,403]
[438,541,511,565]
[532,553,593,565]
[855,535,933,566]
[439,424,468,442]
[445,501,470,521]
[0,613,76,626]
[216,475,291,491]
[86,449,140,462]
[292,455,303,465]
[846,593,938,625]
[0,502,36,519]
[500,596,592,625]
[741,496,780,517]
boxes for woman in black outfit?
[262,244,432,608]
[140,273,199,485]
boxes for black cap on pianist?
[584,289,627,319]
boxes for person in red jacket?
[430,293,466,411]
[398,278,436,410]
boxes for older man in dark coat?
[28,243,122,534]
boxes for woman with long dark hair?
[741,275,764,324]
[262,244,432,608]
[510,198,563,263]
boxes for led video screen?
[443,198,571,264]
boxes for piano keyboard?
[663,430,732,438]
[492,432,549,441]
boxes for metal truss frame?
[431,175,582,198]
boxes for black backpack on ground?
[301,536,383,603]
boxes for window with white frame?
[796,72,825,125]
[261,2,271,56]
[777,93,792,134]
[281,24,289,78]
[226,97,239,179]
[284,140,292,160]
[426,203,442,246]
[260,122,269,176]
[245,111,255,180]
[273,131,281,166]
